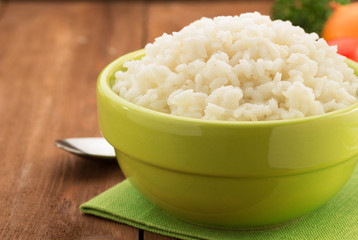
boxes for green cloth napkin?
[80,167,358,240]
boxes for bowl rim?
[98,49,358,127]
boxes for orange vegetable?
[322,2,358,41]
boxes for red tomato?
[327,37,358,62]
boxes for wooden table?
[0,1,272,239]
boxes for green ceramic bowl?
[97,49,358,229]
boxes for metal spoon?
[55,137,116,159]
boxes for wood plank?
[0,1,144,239]
[0,0,6,14]
[143,2,273,239]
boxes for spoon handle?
[55,137,116,159]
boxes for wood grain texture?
[0,1,143,239]
[0,1,273,240]
[0,0,6,17]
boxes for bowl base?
[177,214,305,231]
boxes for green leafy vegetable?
[271,0,351,35]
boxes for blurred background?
[1,0,358,239]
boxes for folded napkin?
[80,167,358,240]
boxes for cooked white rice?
[112,12,358,121]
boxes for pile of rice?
[112,12,358,121]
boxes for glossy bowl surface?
[97,50,358,229]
